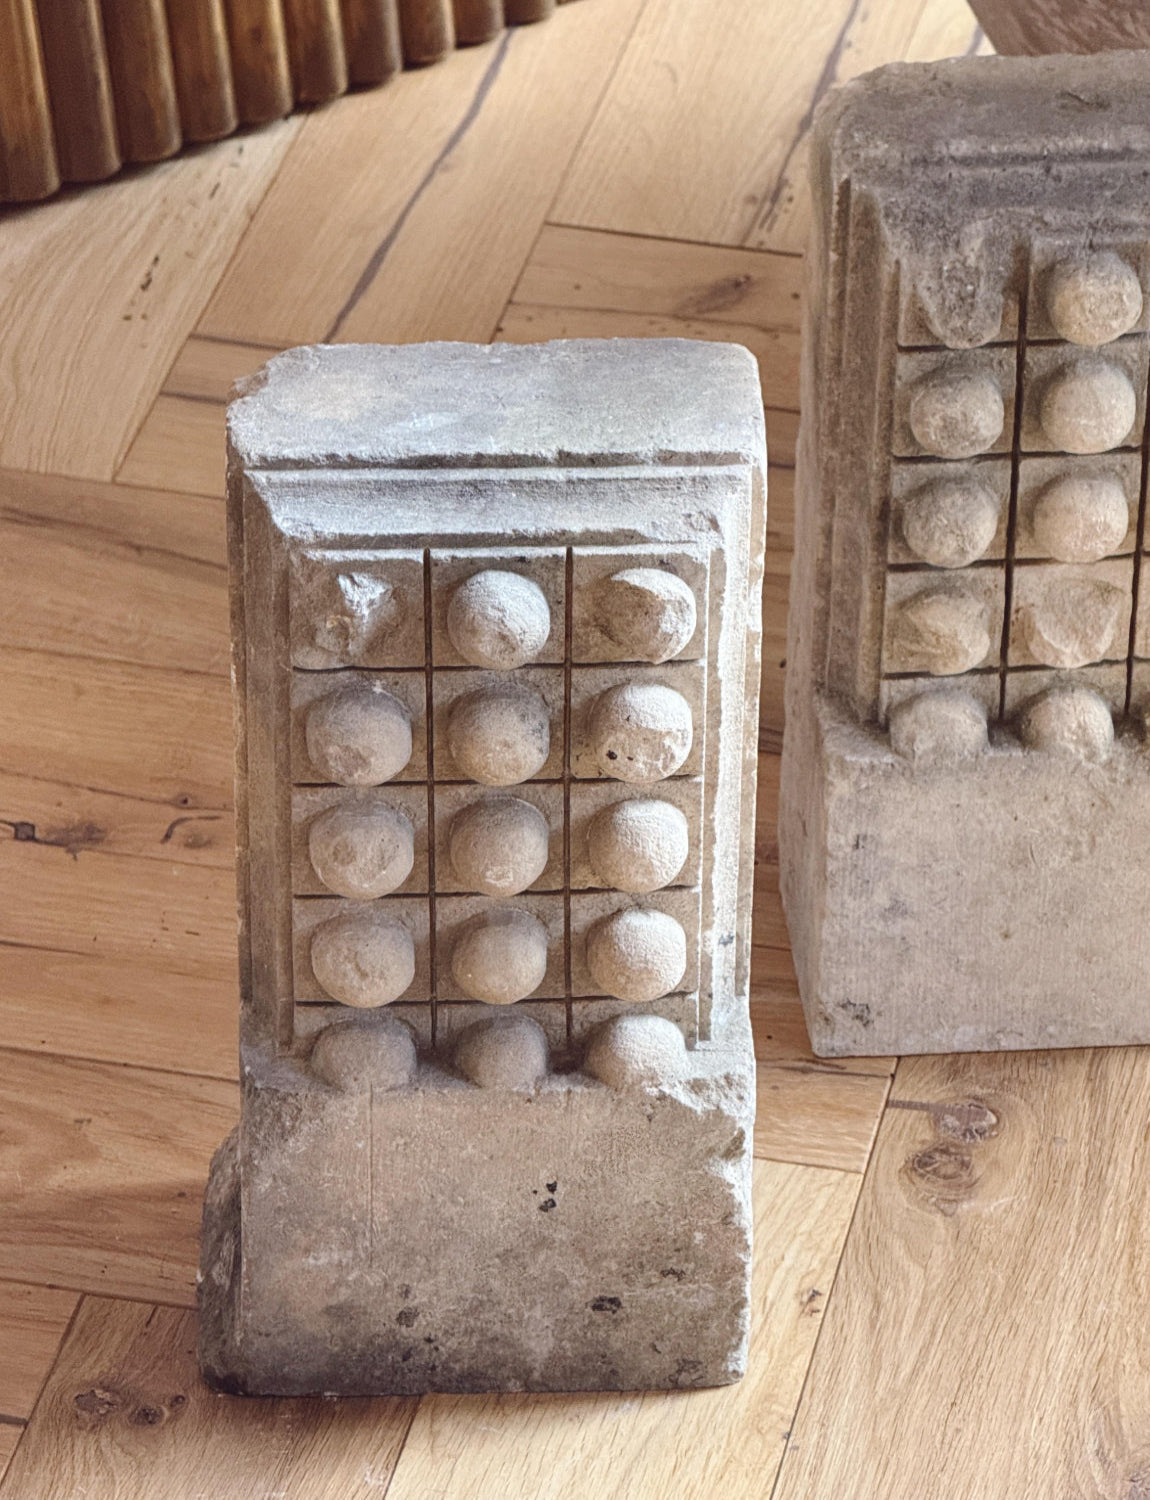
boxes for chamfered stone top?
[227,339,765,472]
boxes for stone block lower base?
[199,1014,753,1394]
[780,698,1150,1057]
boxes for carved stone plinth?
[199,339,766,1393]
[780,52,1150,1056]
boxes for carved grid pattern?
[290,545,705,1048]
[880,248,1150,725]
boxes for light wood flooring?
[3,2,1147,1494]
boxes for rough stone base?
[199,1013,754,1395]
[781,696,1150,1057]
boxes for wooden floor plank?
[552,0,944,253]
[903,0,988,60]
[2,838,234,979]
[0,1298,417,1500]
[0,1428,18,1484]
[0,121,300,483]
[0,948,236,1080]
[774,1048,1150,1498]
[116,394,231,500]
[0,468,227,675]
[0,769,233,872]
[0,1282,79,1421]
[0,1050,236,1304]
[383,1159,859,1500]
[0,649,231,808]
[753,1057,890,1173]
[196,0,643,352]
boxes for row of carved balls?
[309,1009,690,1094]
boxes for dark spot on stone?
[721,1128,746,1160]
[401,1348,413,1362]
[538,1197,557,1212]
[399,1284,412,1299]
[396,1306,419,1327]
[590,1296,621,1313]
[839,998,872,1027]
[671,1356,705,1386]
[169,1394,186,1409]
[659,1268,686,1281]
[545,1181,557,1193]
[606,750,618,760]
[130,1404,163,1427]
[717,931,735,946]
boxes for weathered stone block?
[200,339,766,1392]
[780,52,1150,1056]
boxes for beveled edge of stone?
[226,339,766,473]
[815,50,1150,180]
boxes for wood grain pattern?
[0,1049,236,1302]
[35,0,121,182]
[0,649,230,806]
[966,0,1150,54]
[0,1283,79,1420]
[340,0,403,82]
[223,0,294,122]
[0,0,59,201]
[0,469,227,674]
[775,1048,1150,1498]
[0,1298,417,1499]
[0,945,236,1078]
[0,1428,19,1483]
[0,120,299,481]
[198,0,643,347]
[99,0,182,163]
[383,1161,860,1500]
[164,0,238,142]
[554,0,952,253]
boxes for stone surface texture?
[201,339,766,1393]
[780,52,1150,1058]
